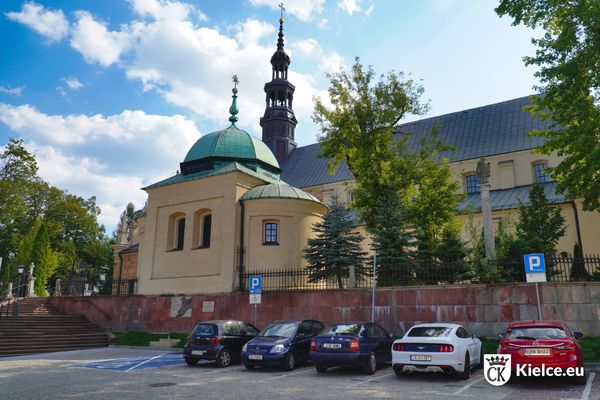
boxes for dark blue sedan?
[310,322,394,374]
[241,319,324,371]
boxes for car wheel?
[215,349,232,368]
[393,365,404,377]
[185,357,199,367]
[476,347,483,369]
[244,364,255,370]
[363,352,377,375]
[458,352,470,380]
[283,353,295,371]
[315,364,328,373]
[573,371,588,386]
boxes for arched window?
[465,173,480,194]
[176,218,185,250]
[263,220,279,245]
[167,212,186,251]
[193,210,212,249]
[533,161,551,183]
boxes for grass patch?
[579,337,600,363]
[480,337,500,354]
[112,331,188,348]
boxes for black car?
[183,320,260,367]
[310,322,394,374]
[241,319,324,370]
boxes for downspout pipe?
[239,201,245,291]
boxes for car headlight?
[242,343,248,352]
[270,344,285,353]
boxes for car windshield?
[191,324,218,336]
[505,327,567,340]
[321,324,362,336]
[261,322,298,338]
[407,327,451,337]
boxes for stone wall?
[49,282,600,337]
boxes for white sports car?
[391,323,482,379]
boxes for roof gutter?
[238,201,245,291]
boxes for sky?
[0,0,541,233]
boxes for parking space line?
[452,377,484,396]
[347,372,396,388]
[582,372,595,400]
[255,369,314,383]
[126,353,166,371]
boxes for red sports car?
[498,320,586,384]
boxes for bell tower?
[260,4,297,161]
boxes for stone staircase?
[0,297,109,357]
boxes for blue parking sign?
[249,275,262,294]
[524,253,546,274]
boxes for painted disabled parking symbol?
[69,353,184,372]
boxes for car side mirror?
[296,333,306,339]
[498,333,504,339]
[574,331,584,339]
[388,332,395,339]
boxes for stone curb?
[108,344,181,352]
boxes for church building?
[112,16,600,296]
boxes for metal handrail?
[0,282,29,319]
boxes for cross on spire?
[279,3,285,20]
[232,74,239,89]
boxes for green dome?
[241,183,322,203]
[184,125,279,170]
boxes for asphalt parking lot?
[0,347,598,400]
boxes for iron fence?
[54,278,137,296]
[241,255,600,292]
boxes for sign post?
[524,253,547,321]
[249,275,262,326]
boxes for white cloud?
[5,1,69,42]
[0,103,200,151]
[27,142,148,228]
[248,0,325,22]
[337,0,374,16]
[70,11,133,67]
[0,86,24,96]
[295,38,345,73]
[64,77,84,90]
[131,0,207,22]
[0,104,204,229]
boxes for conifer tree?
[30,221,58,295]
[369,191,416,285]
[516,183,566,257]
[304,198,368,288]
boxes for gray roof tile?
[281,96,552,188]
[460,182,566,212]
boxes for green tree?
[313,57,428,230]
[570,242,589,281]
[516,183,566,257]
[304,198,368,288]
[496,0,600,211]
[30,221,59,295]
[370,190,416,286]
[313,58,463,266]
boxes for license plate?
[191,350,206,356]
[248,354,263,360]
[323,343,342,349]
[524,348,551,356]
[410,354,432,361]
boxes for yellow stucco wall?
[136,171,328,295]
[138,172,259,295]
[243,199,327,270]
[299,148,600,256]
